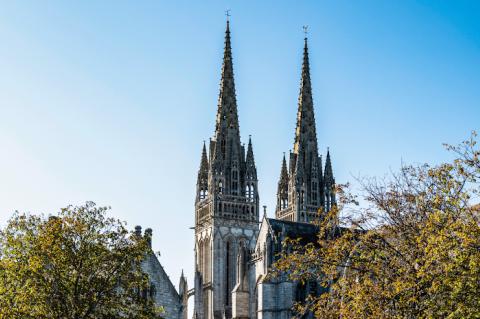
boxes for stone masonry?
[139,19,337,319]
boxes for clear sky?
[1,0,479,296]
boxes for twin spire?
[196,19,259,208]
[275,30,336,222]
[196,19,335,220]
[293,36,317,155]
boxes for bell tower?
[275,36,336,223]
[193,19,259,319]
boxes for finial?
[225,9,231,22]
[303,25,309,39]
[263,205,267,217]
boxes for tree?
[272,132,480,319]
[0,202,163,319]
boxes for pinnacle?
[246,136,256,167]
[198,142,209,178]
[324,149,334,181]
[280,153,288,179]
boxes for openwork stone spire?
[194,21,260,319]
[276,154,289,211]
[199,142,209,177]
[276,35,335,223]
[214,20,240,140]
[324,149,333,184]
[293,37,318,156]
[280,154,288,185]
[324,149,336,211]
[196,142,209,202]
[245,136,256,175]
[209,20,246,190]
[195,19,258,214]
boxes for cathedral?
[192,19,335,319]
[141,19,336,319]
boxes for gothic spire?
[246,136,255,164]
[214,20,240,139]
[276,34,327,223]
[280,153,288,183]
[196,142,209,202]
[276,153,290,213]
[324,149,334,185]
[198,142,209,180]
[324,149,336,211]
[245,135,257,180]
[293,36,317,155]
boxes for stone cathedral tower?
[275,37,336,223]
[194,20,260,319]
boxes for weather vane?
[225,9,231,21]
[303,25,309,37]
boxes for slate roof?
[267,218,319,245]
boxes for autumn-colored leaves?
[272,132,480,318]
[0,202,163,319]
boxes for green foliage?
[0,202,163,319]
[272,132,480,318]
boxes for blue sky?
[1,0,479,293]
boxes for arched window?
[225,240,232,305]
[198,240,204,276]
[246,184,255,202]
[218,181,223,194]
[232,170,238,195]
[200,188,208,200]
[203,238,211,282]
[325,188,331,212]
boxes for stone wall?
[142,252,184,319]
